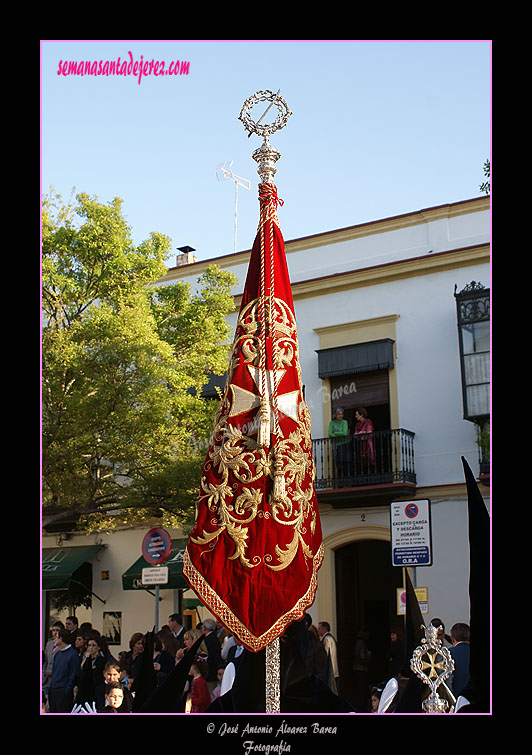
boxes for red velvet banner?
[183,184,323,651]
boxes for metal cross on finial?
[238,90,292,184]
[410,624,456,713]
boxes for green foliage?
[475,423,490,461]
[42,190,236,532]
[49,585,93,613]
[479,159,490,195]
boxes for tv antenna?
[216,161,251,252]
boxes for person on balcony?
[354,408,375,473]
[328,407,351,483]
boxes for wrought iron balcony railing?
[312,428,416,490]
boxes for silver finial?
[238,90,292,184]
[410,624,456,713]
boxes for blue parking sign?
[142,528,172,565]
[390,499,432,567]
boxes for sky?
[41,40,491,267]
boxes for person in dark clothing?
[75,634,106,710]
[430,617,452,646]
[98,682,126,713]
[168,614,186,649]
[65,616,79,634]
[96,634,117,664]
[120,632,145,679]
[352,628,372,712]
[386,628,405,678]
[208,619,356,714]
[449,622,471,697]
[202,619,222,692]
[153,632,176,684]
[304,614,328,684]
[103,660,133,712]
[48,629,80,713]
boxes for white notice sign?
[141,566,169,585]
[390,499,432,567]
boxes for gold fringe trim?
[183,542,324,653]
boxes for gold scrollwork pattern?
[190,296,318,573]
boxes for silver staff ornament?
[410,624,456,713]
[238,90,292,184]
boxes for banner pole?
[265,637,280,713]
[244,91,292,714]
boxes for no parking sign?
[141,528,172,632]
[390,499,432,567]
[142,528,172,565]
[396,586,429,614]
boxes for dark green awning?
[183,597,204,608]
[316,338,395,378]
[122,539,189,591]
[42,545,104,591]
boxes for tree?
[42,190,237,532]
[479,159,490,195]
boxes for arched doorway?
[334,539,403,705]
[317,527,404,707]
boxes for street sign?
[396,586,429,615]
[142,528,172,565]
[142,566,169,585]
[390,499,432,566]
[140,528,173,633]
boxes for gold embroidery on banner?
[190,296,318,573]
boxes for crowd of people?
[345,617,472,713]
[42,612,471,714]
[42,614,220,713]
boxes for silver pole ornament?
[238,90,292,184]
[410,624,456,713]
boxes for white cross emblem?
[229,365,299,432]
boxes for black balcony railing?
[312,428,416,490]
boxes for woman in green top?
[328,408,352,483]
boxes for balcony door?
[330,369,391,433]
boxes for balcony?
[312,428,416,507]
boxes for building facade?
[42,195,490,699]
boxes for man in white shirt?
[48,629,80,712]
[220,636,244,696]
[318,621,339,695]
[168,614,185,649]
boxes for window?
[317,339,395,432]
[454,281,490,420]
